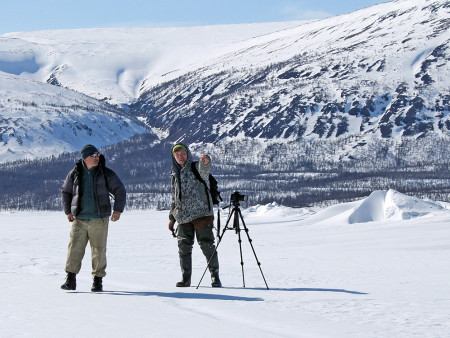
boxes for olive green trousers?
[65,218,109,277]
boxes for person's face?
[83,152,100,169]
[173,149,187,166]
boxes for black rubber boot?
[208,252,221,287]
[176,272,191,287]
[196,226,221,287]
[91,276,103,292]
[175,280,191,287]
[61,272,76,290]
[177,225,193,288]
[177,252,192,287]
[211,273,222,288]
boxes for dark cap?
[81,144,99,159]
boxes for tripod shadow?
[71,290,264,301]
[276,288,368,295]
[218,286,368,295]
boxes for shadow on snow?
[70,290,264,301]
[196,286,368,295]
[69,286,367,299]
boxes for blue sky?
[1,0,388,35]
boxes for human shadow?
[71,290,264,301]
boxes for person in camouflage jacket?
[168,143,221,288]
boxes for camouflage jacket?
[169,146,213,224]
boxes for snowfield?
[0,21,305,104]
[1,190,449,337]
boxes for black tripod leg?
[236,225,246,287]
[232,206,246,287]
[238,210,269,290]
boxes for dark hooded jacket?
[61,155,126,218]
[169,143,213,224]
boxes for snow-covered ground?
[1,190,449,337]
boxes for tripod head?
[222,191,248,210]
[229,191,247,208]
[221,191,248,233]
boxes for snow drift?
[303,189,447,225]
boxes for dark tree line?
[0,134,449,211]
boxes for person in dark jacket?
[60,144,126,292]
[168,143,221,288]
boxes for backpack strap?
[191,161,212,211]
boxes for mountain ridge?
[0,21,306,104]
[130,0,449,154]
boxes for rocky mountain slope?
[0,72,147,162]
[0,21,305,162]
[0,0,448,163]
[129,0,449,159]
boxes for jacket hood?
[171,142,192,171]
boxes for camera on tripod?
[230,191,248,203]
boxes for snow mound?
[240,202,311,223]
[306,190,447,225]
[349,189,445,223]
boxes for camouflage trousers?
[64,218,109,277]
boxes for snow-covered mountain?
[0,21,305,162]
[0,0,448,164]
[0,22,304,105]
[130,0,449,150]
[0,72,147,162]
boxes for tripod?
[196,198,269,289]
